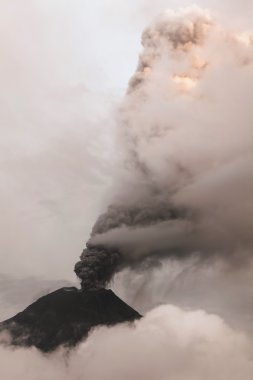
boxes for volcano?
[0,287,141,352]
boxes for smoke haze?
[75,6,253,289]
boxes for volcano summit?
[0,287,141,352]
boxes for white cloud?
[1,304,253,380]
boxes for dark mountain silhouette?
[0,287,141,352]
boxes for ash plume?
[74,246,120,290]
[75,6,253,290]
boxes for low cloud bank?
[1,304,253,380]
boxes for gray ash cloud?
[74,246,120,290]
[75,7,253,290]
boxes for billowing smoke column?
[75,6,253,290]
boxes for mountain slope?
[0,287,141,352]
